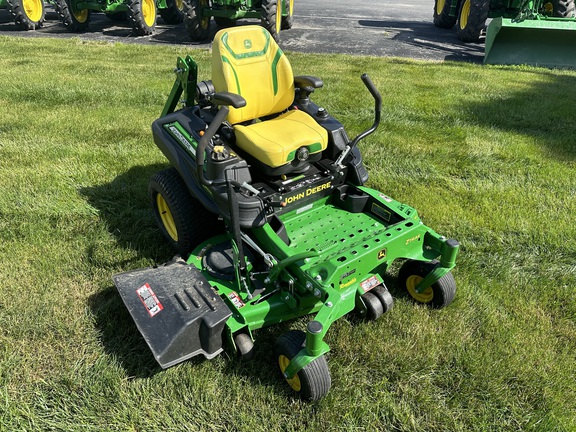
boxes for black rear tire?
[7,0,45,30]
[433,0,457,29]
[456,0,488,42]
[184,0,211,41]
[149,167,222,255]
[127,0,157,36]
[552,0,575,16]
[398,260,456,309]
[280,0,293,30]
[159,0,183,24]
[55,0,90,32]
[261,0,281,41]
[275,330,331,401]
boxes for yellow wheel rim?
[175,0,183,11]
[543,1,553,13]
[23,0,42,22]
[156,194,178,241]
[436,0,446,15]
[142,0,156,27]
[73,7,89,23]
[459,0,470,29]
[275,2,282,35]
[289,0,293,16]
[278,355,301,392]
[406,275,434,304]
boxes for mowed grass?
[0,36,575,431]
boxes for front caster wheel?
[398,260,456,308]
[275,330,331,401]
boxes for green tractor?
[183,0,293,41]
[1,0,49,29]
[55,0,183,35]
[434,0,576,67]
[112,25,460,400]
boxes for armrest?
[294,75,324,90]
[210,91,247,109]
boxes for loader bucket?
[484,17,576,68]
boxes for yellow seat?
[212,25,328,170]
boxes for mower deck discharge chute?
[113,25,460,400]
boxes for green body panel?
[186,187,457,377]
[485,17,576,67]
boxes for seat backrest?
[212,26,295,125]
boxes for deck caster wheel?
[234,333,254,360]
[398,260,456,309]
[361,291,384,321]
[275,330,331,401]
[372,285,394,313]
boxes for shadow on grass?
[81,163,175,264]
[458,71,576,160]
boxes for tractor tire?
[456,0,489,42]
[261,0,281,41]
[159,0,183,24]
[128,0,157,36]
[280,0,293,30]
[149,167,222,255]
[553,0,575,17]
[397,260,456,309]
[275,330,331,401]
[6,0,45,30]
[214,16,236,28]
[55,0,90,32]
[104,11,127,21]
[184,0,211,41]
[433,0,457,29]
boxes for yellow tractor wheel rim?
[175,0,183,11]
[275,1,282,35]
[406,275,434,304]
[289,0,294,17]
[459,0,470,29]
[142,0,156,27]
[278,355,301,392]
[436,0,446,15]
[23,0,42,22]
[156,194,178,241]
[73,7,89,23]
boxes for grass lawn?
[0,36,575,431]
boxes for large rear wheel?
[159,0,183,24]
[149,167,222,255]
[128,0,157,35]
[456,0,489,42]
[275,330,331,401]
[280,0,293,30]
[261,0,281,41]
[7,0,45,30]
[55,0,90,32]
[433,0,457,28]
[183,0,211,41]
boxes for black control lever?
[335,74,382,167]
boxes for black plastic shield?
[112,258,232,369]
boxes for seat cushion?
[234,110,328,168]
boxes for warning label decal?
[136,283,164,317]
